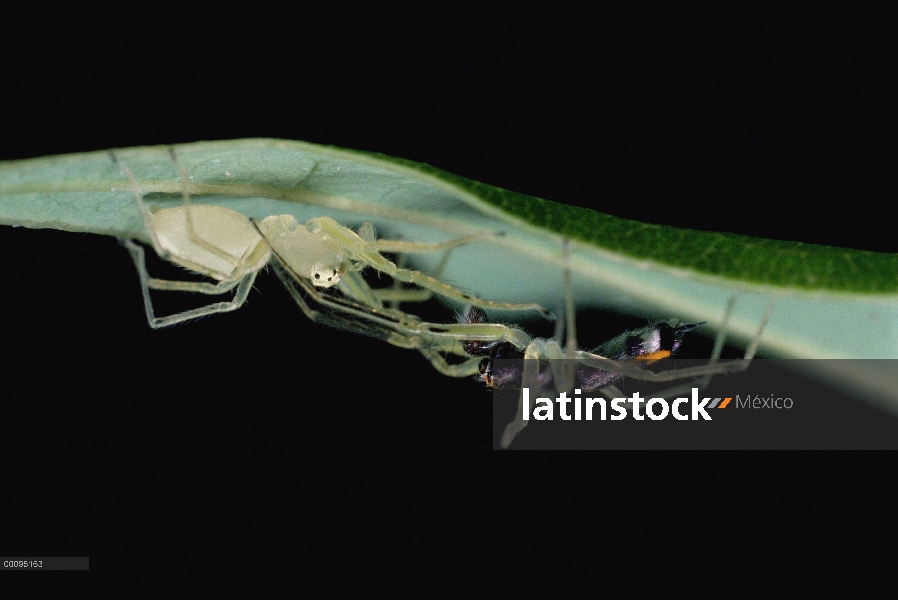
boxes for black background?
[1,4,895,586]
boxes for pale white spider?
[112,149,551,329]
[112,149,769,450]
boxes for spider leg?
[548,238,578,393]
[268,253,534,379]
[312,217,552,317]
[500,339,547,449]
[110,150,168,260]
[578,299,774,385]
[640,296,740,399]
[377,229,498,309]
[122,239,258,328]
[168,148,257,268]
[363,230,500,255]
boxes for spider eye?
[310,265,343,288]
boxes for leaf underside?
[1,139,896,407]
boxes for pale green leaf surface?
[1,139,896,406]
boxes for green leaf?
[2,139,896,407]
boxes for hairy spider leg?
[353,221,500,307]
[310,216,553,318]
[113,149,270,328]
[267,255,533,378]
